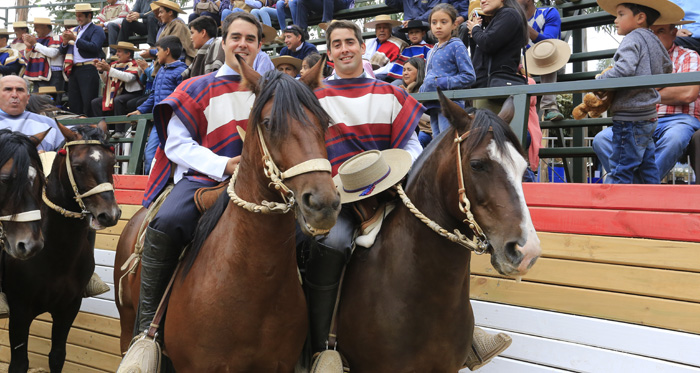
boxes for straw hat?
[110,41,141,51]
[399,20,429,33]
[596,0,684,26]
[30,17,55,26]
[0,29,13,36]
[468,0,485,21]
[525,39,571,75]
[365,15,402,29]
[12,21,29,29]
[37,86,65,94]
[319,20,339,31]
[333,149,412,204]
[149,0,185,14]
[272,55,302,71]
[67,4,100,12]
[262,24,277,44]
[60,19,79,28]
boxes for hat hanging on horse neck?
[333,149,412,204]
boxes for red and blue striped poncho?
[142,72,249,207]
[23,34,62,81]
[315,78,426,175]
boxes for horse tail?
[181,190,230,279]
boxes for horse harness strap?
[0,211,42,248]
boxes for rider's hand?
[224,156,241,175]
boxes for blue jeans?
[275,0,297,29]
[251,7,277,26]
[428,103,463,137]
[606,120,659,184]
[221,8,246,22]
[418,131,432,148]
[144,125,158,174]
[296,0,353,29]
[593,114,700,180]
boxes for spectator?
[142,0,196,72]
[27,93,82,120]
[251,3,278,28]
[362,14,407,81]
[91,42,143,131]
[594,0,673,184]
[96,0,130,55]
[204,24,276,76]
[0,75,64,151]
[384,0,440,26]
[279,24,318,60]
[387,20,432,82]
[321,20,376,77]
[272,55,301,77]
[128,36,187,174]
[126,58,155,112]
[183,16,218,79]
[295,0,354,31]
[118,0,159,47]
[23,17,65,101]
[301,52,332,78]
[275,0,298,30]
[399,56,432,147]
[0,29,25,76]
[189,0,221,25]
[418,4,475,136]
[11,21,29,51]
[60,4,106,116]
[670,0,700,53]
[593,22,700,183]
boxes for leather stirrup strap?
[146,260,182,339]
[326,265,347,350]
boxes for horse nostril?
[504,240,523,265]
[16,241,27,254]
[302,192,316,210]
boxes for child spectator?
[279,24,318,60]
[182,15,218,79]
[388,20,432,82]
[595,0,673,184]
[400,57,432,147]
[127,36,187,174]
[95,0,130,55]
[126,58,155,113]
[418,4,475,136]
[301,52,332,78]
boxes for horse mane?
[66,124,110,146]
[0,129,45,213]
[180,70,332,280]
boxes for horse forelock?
[0,129,44,214]
[463,109,524,166]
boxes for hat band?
[343,167,391,196]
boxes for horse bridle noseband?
[395,128,491,254]
[42,140,115,219]
[0,210,42,250]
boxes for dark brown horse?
[114,60,340,371]
[330,93,542,372]
[4,121,121,373]
[0,129,49,260]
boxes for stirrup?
[84,272,110,298]
[310,350,344,373]
[117,331,162,373]
[0,292,9,319]
[464,327,512,371]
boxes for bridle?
[42,140,115,219]
[0,165,42,249]
[395,127,491,254]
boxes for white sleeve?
[164,114,230,181]
[33,43,61,58]
[402,131,423,164]
[108,67,137,83]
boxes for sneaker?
[543,109,564,121]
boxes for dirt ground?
[0,362,48,372]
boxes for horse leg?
[8,312,33,373]
[47,301,81,372]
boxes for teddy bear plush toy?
[572,65,615,120]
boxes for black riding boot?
[133,226,180,337]
[305,241,350,353]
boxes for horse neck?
[43,158,90,249]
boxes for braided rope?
[42,187,85,219]
[227,164,294,214]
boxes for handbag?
[195,0,219,14]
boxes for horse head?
[412,92,541,276]
[53,120,121,229]
[0,129,48,259]
[237,55,340,235]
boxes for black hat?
[399,20,429,33]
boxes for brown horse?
[114,60,340,371]
[0,129,49,260]
[330,92,542,372]
[4,121,121,373]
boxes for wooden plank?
[471,255,700,302]
[24,319,121,356]
[80,298,119,319]
[467,357,569,372]
[469,276,700,334]
[113,175,148,190]
[118,205,142,220]
[36,313,121,338]
[523,183,700,213]
[95,234,118,251]
[100,220,127,236]
[538,232,700,273]
[114,189,143,205]
[0,349,108,373]
[529,207,700,242]
[95,249,116,267]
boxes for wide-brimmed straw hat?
[365,15,402,29]
[468,0,485,21]
[37,86,65,94]
[59,19,79,28]
[13,21,29,29]
[525,39,571,75]
[333,149,412,204]
[110,41,141,51]
[30,17,55,26]
[150,0,185,14]
[597,0,684,26]
[272,55,302,71]
[261,24,277,44]
[0,29,14,36]
[67,4,100,12]
[399,20,429,33]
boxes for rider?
[306,19,512,371]
[126,11,261,348]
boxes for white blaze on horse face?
[487,140,541,274]
[89,150,102,162]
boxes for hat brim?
[37,90,65,94]
[262,24,277,45]
[525,39,571,75]
[365,19,402,29]
[67,7,100,12]
[110,44,141,51]
[272,56,302,71]
[30,21,55,25]
[150,1,186,14]
[333,149,412,204]
[399,24,429,32]
[597,0,684,26]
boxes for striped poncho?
[102,59,140,111]
[23,34,62,81]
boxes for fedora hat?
[150,0,185,14]
[596,0,684,26]
[399,20,429,33]
[67,4,100,12]
[0,29,13,36]
[110,41,141,51]
[365,15,402,29]
[30,17,55,26]
[525,39,571,75]
[272,55,302,71]
[333,149,412,204]
[468,0,485,21]
[37,86,64,94]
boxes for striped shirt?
[657,44,700,119]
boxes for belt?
[74,61,94,67]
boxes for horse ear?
[96,119,109,140]
[56,120,79,141]
[498,96,515,124]
[29,129,52,147]
[437,88,472,132]
[236,54,261,94]
[299,54,326,91]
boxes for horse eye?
[470,160,486,172]
[262,118,272,129]
[74,165,84,173]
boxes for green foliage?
[597,58,613,71]
[556,93,573,119]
